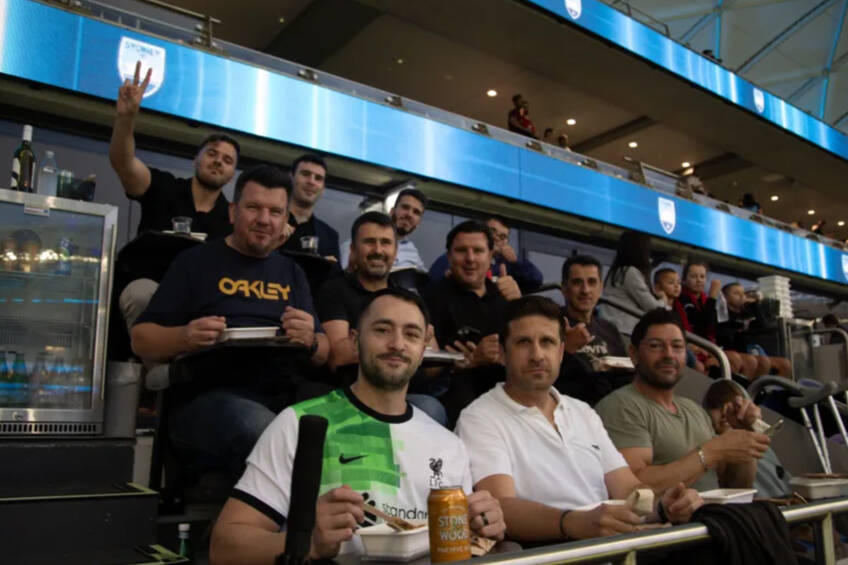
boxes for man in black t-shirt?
[555,255,632,406]
[421,220,522,424]
[110,62,241,332]
[132,165,329,476]
[279,154,340,260]
[110,62,239,238]
[316,212,398,371]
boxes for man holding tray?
[131,164,329,477]
[210,288,506,563]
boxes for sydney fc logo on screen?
[753,88,765,114]
[842,255,848,281]
[565,0,582,19]
[117,37,166,98]
[658,197,676,235]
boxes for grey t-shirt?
[595,383,719,492]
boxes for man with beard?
[595,308,769,492]
[279,154,340,261]
[340,188,428,271]
[110,62,241,330]
[456,297,701,544]
[210,288,506,563]
[316,212,400,371]
[110,62,239,238]
[555,255,631,405]
[132,164,329,476]
[316,212,445,422]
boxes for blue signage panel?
[1,0,846,285]
[527,0,848,162]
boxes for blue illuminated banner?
[1,0,846,286]
[527,0,848,163]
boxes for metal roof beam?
[819,0,848,117]
[735,0,839,74]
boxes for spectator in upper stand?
[421,220,522,425]
[428,217,543,294]
[718,283,792,378]
[557,134,570,150]
[702,379,792,499]
[110,62,240,330]
[653,268,710,375]
[595,308,770,493]
[739,193,761,214]
[130,164,330,478]
[811,220,826,235]
[280,154,340,261]
[677,262,758,379]
[455,296,702,545]
[507,94,537,139]
[542,127,554,144]
[340,188,427,272]
[555,255,632,406]
[598,231,667,335]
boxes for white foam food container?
[598,356,635,370]
[357,521,429,561]
[699,488,757,504]
[218,326,279,342]
[789,477,848,500]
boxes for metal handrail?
[597,295,732,380]
[811,328,848,374]
[473,498,848,565]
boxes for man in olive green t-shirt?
[595,309,770,493]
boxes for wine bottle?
[11,125,36,192]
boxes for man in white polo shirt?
[456,296,701,543]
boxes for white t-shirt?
[455,383,627,510]
[234,388,471,554]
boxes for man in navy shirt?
[132,164,329,476]
[428,217,542,294]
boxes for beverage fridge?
[0,188,117,434]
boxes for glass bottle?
[30,353,50,407]
[10,125,36,192]
[39,150,58,197]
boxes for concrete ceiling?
[162,0,848,238]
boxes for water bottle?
[177,523,192,562]
[716,287,729,323]
[39,151,58,197]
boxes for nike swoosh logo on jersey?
[339,454,368,464]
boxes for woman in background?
[599,231,667,335]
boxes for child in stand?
[676,262,761,379]
[717,282,792,378]
[653,267,711,374]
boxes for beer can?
[428,486,471,563]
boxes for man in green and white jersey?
[211,288,506,564]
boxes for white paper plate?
[699,488,757,504]
[161,230,208,241]
[218,326,279,341]
[357,521,429,561]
